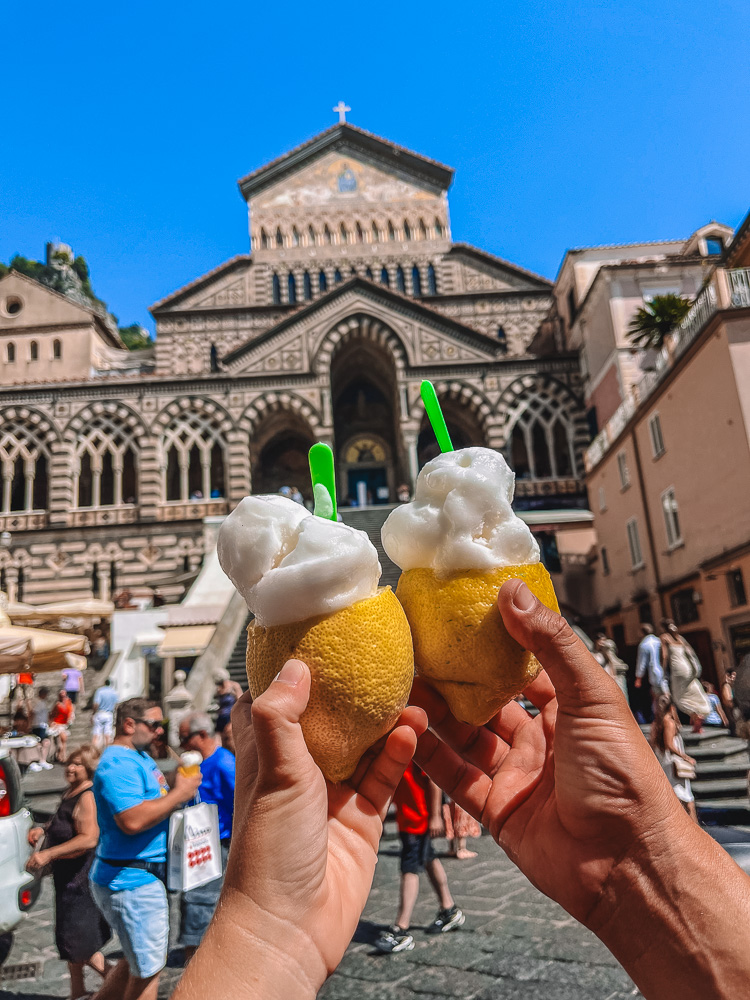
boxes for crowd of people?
[8,600,750,999]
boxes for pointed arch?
[434,218,444,238]
[334,268,343,284]
[0,408,57,513]
[324,224,334,245]
[371,221,380,243]
[312,314,408,376]
[275,226,284,247]
[260,228,269,249]
[318,270,328,293]
[403,220,411,241]
[380,267,390,287]
[356,222,365,243]
[427,264,438,295]
[64,403,147,508]
[303,271,313,301]
[156,399,232,503]
[365,267,374,280]
[411,265,422,296]
[29,340,38,361]
[387,221,396,242]
[272,273,281,304]
[287,272,297,304]
[418,219,428,240]
[307,224,316,246]
[410,381,492,466]
[499,376,586,479]
[339,222,349,245]
[396,266,406,293]
[292,226,300,247]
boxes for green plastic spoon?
[308,442,338,521]
[420,380,454,453]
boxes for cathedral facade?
[0,122,591,610]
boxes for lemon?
[246,586,414,782]
[395,563,559,726]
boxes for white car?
[0,738,38,964]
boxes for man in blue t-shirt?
[91,679,119,750]
[90,697,201,998]
[178,711,236,959]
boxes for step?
[697,797,750,813]
[340,505,401,589]
[694,758,750,780]
[683,728,730,745]
[690,739,749,762]
[692,777,749,798]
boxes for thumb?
[250,659,315,784]
[498,579,625,715]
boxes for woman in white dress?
[594,634,629,704]
[650,693,698,822]
[660,619,711,731]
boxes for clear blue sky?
[2,1,748,332]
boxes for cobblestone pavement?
[3,824,639,1000]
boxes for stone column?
[404,432,419,492]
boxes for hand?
[634,676,642,688]
[429,813,445,839]
[173,770,202,803]
[213,659,426,988]
[26,849,50,872]
[412,579,687,930]
[28,826,44,847]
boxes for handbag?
[167,798,222,892]
[673,755,696,780]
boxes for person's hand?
[27,826,44,847]
[26,849,50,872]
[194,658,427,995]
[428,812,445,839]
[634,676,642,689]
[173,769,202,803]
[411,579,688,931]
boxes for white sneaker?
[27,762,43,772]
[40,761,54,770]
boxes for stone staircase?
[340,504,401,588]
[639,724,750,818]
[225,614,252,691]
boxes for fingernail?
[273,659,306,686]
[512,582,536,612]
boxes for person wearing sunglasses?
[89,698,202,1000]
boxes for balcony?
[515,477,586,498]
[158,500,229,521]
[584,267,750,473]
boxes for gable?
[252,150,442,214]
[150,256,254,313]
[222,280,503,377]
[0,272,94,331]
[447,245,552,293]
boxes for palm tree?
[627,294,692,351]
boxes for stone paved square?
[4,822,637,999]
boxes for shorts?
[67,690,79,705]
[90,877,169,978]
[399,832,434,875]
[92,710,114,738]
[31,726,48,740]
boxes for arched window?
[260,228,269,249]
[318,270,328,293]
[308,225,316,246]
[396,266,406,293]
[272,273,281,304]
[356,222,364,243]
[497,326,508,354]
[210,344,219,372]
[427,264,438,295]
[292,227,300,247]
[418,219,428,240]
[340,223,349,245]
[334,269,343,284]
[350,266,357,278]
[162,411,226,503]
[29,341,38,361]
[53,339,62,360]
[325,225,334,244]
[388,221,396,242]
[403,220,411,241]
[0,419,51,512]
[275,227,284,247]
[505,388,578,481]
[411,266,422,296]
[287,273,297,304]
[303,272,312,301]
[380,267,390,287]
[372,221,380,243]
[365,267,374,280]
[7,342,15,363]
[73,413,140,508]
[434,219,444,238]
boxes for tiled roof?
[448,243,553,287]
[150,255,251,312]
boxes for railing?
[515,478,586,498]
[0,510,48,531]
[584,268,750,473]
[69,504,138,527]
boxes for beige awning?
[31,599,115,617]
[0,634,32,673]
[157,625,215,658]
[0,626,87,674]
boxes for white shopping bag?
[168,800,222,892]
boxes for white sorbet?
[217,494,381,626]
[381,447,540,576]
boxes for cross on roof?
[333,101,351,124]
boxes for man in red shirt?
[374,761,464,953]
[50,688,74,762]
